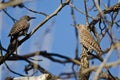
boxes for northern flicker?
[8,15,35,38]
[76,24,103,60]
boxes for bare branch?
[0,0,32,9]
[89,2,120,29]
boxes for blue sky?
[0,0,120,80]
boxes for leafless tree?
[0,0,120,80]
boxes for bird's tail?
[0,37,18,65]
[7,37,18,53]
[96,50,104,62]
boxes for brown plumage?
[8,15,35,37]
[76,24,103,57]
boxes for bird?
[8,15,35,38]
[75,24,103,61]
[5,15,35,62]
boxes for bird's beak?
[30,17,36,19]
[71,24,77,28]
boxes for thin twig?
[69,3,94,19]
[2,9,16,23]
[24,5,48,16]
[89,2,120,28]
[94,44,114,80]
[84,0,89,25]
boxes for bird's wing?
[80,28,102,53]
[9,20,29,36]
[80,28,95,41]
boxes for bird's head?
[75,24,85,29]
[21,15,36,21]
